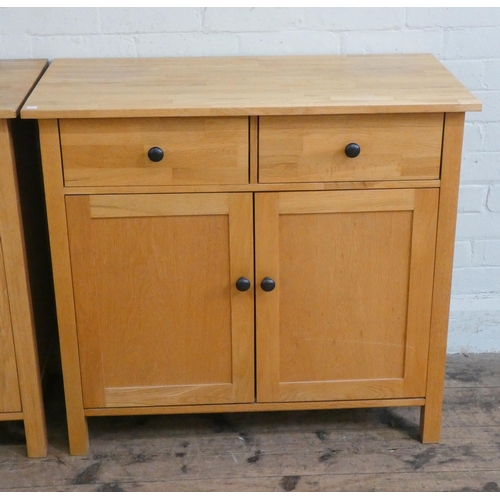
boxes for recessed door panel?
[256,189,438,403]
[66,193,254,408]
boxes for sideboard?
[0,59,52,457]
[22,54,481,455]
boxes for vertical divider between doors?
[253,192,257,402]
[255,192,281,402]
[228,193,255,403]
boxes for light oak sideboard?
[22,55,481,455]
[0,59,54,458]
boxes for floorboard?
[1,353,499,492]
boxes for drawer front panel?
[60,117,249,187]
[259,113,443,183]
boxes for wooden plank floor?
[1,354,499,492]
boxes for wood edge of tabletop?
[20,102,483,120]
[0,59,48,119]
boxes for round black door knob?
[235,277,251,292]
[345,143,361,158]
[148,147,164,162]
[261,277,276,292]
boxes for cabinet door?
[255,189,438,403]
[0,240,22,413]
[66,193,254,408]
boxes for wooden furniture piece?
[22,55,481,456]
[0,59,53,458]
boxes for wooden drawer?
[259,114,443,183]
[60,117,249,187]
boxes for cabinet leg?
[419,404,442,443]
[23,412,48,458]
[67,411,89,456]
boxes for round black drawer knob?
[345,143,361,158]
[261,277,276,292]
[236,277,251,292]
[148,147,164,162]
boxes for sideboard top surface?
[0,60,48,118]
[21,54,481,119]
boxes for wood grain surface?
[0,60,47,118]
[38,120,89,456]
[255,189,438,403]
[27,56,479,456]
[0,118,48,457]
[21,55,481,118]
[60,117,249,187]
[421,113,468,443]
[65,193,254,409]
[259,113,443,183]
[0,239,22,413]
[62,179,441,196]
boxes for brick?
[343,31,406,55]
[462,122,484,153]
[457,185,486,213]
[300,8,404,31]
[342,29,443,57]
[101,8,201,34]
[483,123,500,151]
[239,31,340,56]
[471,240,486,265]
[455,212,500,239]
[451,267,500,294]
[203,8,303,33]
[136,33,239,58]
[484,59,500,90]
[442,60,484,91]
[487,185,500,212]
[472,240,500,266]
[0,7,99,36]
[460,153,500,182]
[453,240,472,267]
[448,295,500,353]
[444,28,500,59]
[407,7,500,29]
[0,35,31,58]
[31,35,137,59]
[483,240,500,265]
[471,91,500,122]
[402,30,444,58]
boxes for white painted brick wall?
[406,7,500,28]
[203,8,303,32]
[484,60,500,89]
[458,186,487,213]
[461,154,500,182]
[453,241,472,268]
[484,123,500,151]
[135,33,239,58]
[0,7,498,352]
[239,31,340,56]
[474,240,500,266]
[487,186,500,211]
[100,8,201,34]
[456,213,500,240]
